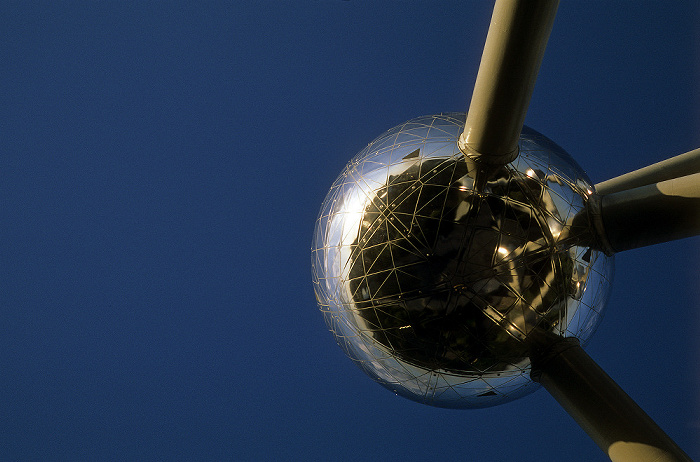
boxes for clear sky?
[1,1,698,460]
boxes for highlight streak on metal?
[459,0,559,166]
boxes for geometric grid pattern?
[312,113,614,408]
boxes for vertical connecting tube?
[460,0,559,166]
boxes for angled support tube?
[599,172,700,252]
[529,332,692,462]
[459,0,559,166]
[596,147,700,195]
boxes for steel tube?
[530,334,692,462]
[599,172,700,252]
[459,0,559,165]
[596,147,700,195]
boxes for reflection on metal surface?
[312,113,614,408]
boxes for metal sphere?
[311,113,614,408]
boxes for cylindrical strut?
[529,333,692,462]
[599,171,700,252]
[459,0,559,166]
[595,147,700,196]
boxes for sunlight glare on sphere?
[311,113,614,408]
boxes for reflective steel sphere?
[311,113,614,408]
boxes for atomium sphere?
[311,113,614,409]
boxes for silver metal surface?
[312,113,614,408]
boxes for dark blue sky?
[1,2,698,460]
